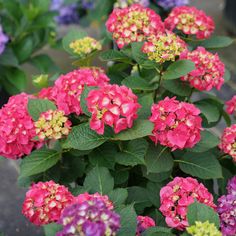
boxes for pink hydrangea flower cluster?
[38,67,110,115]
[164,6,215,39]
[159,177,216,230]
[180,47,225,91]
[0,93,43,159]
[75,192,114,210]
[142,30,187,63]
[136,216,156,235]
[106,4,164,48]
[219,124,236,162]
[87,84,141,134]
[149,97,202,150]
[22,181,74,226]
[226,95,236,116]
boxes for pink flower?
[22,181,75,226]
[226,95,236,115]
[136,216,155,235]
[87,84,141,134]
[0,93,43,159]
[159,177,216,231]
[106,4,164,48]
[180,47,225,91]
[149,97,202,150]
[75,192,114,210]
[219,124,236,162]
[164,6,215,39]
[38,67,110,115]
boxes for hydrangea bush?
[0,3,235,236]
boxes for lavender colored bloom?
[57,199,120,236]
[0,25,8,55]
[217,194,236,236]
[227,176,236,196]
[51,0,80,25]
[156,0,189,10]
[81,0,95,9]
[114,0,150,8]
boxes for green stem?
[137,64,142,76]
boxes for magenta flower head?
[227,176,236,196]
[87,84,141,134]
[38,67,110,116]
[226,95,236,116]
[180,47,225,91]
[159,177,216,230]
[57,199,121,236]
[136,216,155,235]
[149,97,202,150]
[106,4,164,48]
[0,93,43,159]
[165,6,215,39]
[219,124,236,163]
[217,194,236,236]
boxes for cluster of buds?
[69,37,102,57]
[142,30,187,63]
[180,47,225,91]
[0,93,43,159]
[219,124,236,162]
[114,0,150,8]
[35,109,71,140]
[227,176,236,196]
[57,199,121,236]
[38,68,110,115]
[186,221,222,236]
[106,4,164,48]
[164,6,215,39]
[136,216,155,235]
[226,95,236,116]
[22,181,75,226]
[87,84,141,134]
[149,97,202,150]
[159,177,216,230]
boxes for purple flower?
[51,0,80,25]
[156,0,189,10]
[81,0,95,9]
[0,25,8,55]
[227,176,236,196]
[217,194,236,236]
[57,199,121,236]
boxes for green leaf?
[187,201,220,228]
[189,130,219,152]
[64,123,112,151]
[115,139,148,166]
[146,144,173,174]
[84,166,114,194]
[199,36,233,49]
[131,42,147,64]
[27,98,57,121]
[142,167,171,183]
[117,205,137,236]
[100,50,131,63]
[147,182,162,207]
[122,76,158,91]
[0,48,18,67]
[44,223,62,236]
[20,149,60,177]
[162,60,195,80]
[113,120,154,141]
[80,86,97,116]
[176,152,222,179]
[108,188,128,207]
[138,93,154,119]
[143,226,175,236]
[224,68,231,82]
[62,28,88,55]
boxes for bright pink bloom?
[149,97,202,150]
[159,177,216,231]
[136,216,155,235]
[180,47,225,91]
[219,124,236,162]
[22,181,75,226]
[75,192,114,210]
[38,67,110,115]
[164,6,215,39]
[226,95,236,115]
[87,84,141,134]
[106,4,164,48]
[0,93,43,159]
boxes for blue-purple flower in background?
[156,0,189,10]
[0,25,8,55]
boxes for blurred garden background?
[0,0,235,235]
